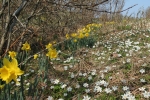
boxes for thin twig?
[14,15,26,28]
[85,4,138,13]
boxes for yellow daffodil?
[71,33,77,38]
[0,84,4,89]
[73,39,77,42]
[85,33,89,37]
[66,33,69,39]
[8,51,16,59]
[45,43,53,50]
[78,32,84,39]
[0,66,10,82]
[33,54,38,59]
[21,42,31,51]
[0,58,24,84]
[46,48,57,59]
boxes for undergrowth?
[1,19,150,100]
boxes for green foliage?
[144,75,150,83]
[2,17,150,100]
[105,73,112,81]
[0,77,42,100]
[27,77,40,97]
[97,94,117,100]
[56,36,96,51]
[124,63,132,70]
[108,58,118,64]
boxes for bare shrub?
[0,0,126,56]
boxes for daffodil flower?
[21,41,31,51]
[66,33,70,39]
[78,32,84,39]
[45,43,53,50]
[71,33,77,38]
[0,84,5,89]
[33,54,38,59]
[73,39,77,42]
[0,58,24,84]
[8,51,17,59]
[46,48,58,59]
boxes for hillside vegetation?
[1,0,150,100]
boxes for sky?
[122,0,150,17]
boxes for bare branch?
[0,0,28,55]
[14,15,25,27]
[85,4,138,13]
[0,0,11,18]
